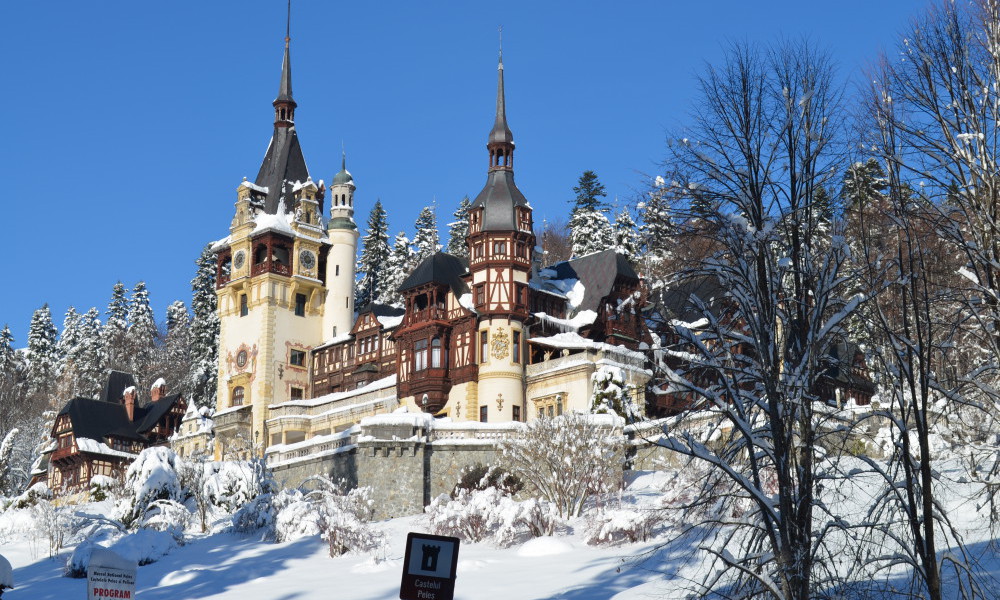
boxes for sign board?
[399,532,460,600]
[87,548,137,600]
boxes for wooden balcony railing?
[251,261,291,277]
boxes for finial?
[498,25,503,69]
[285,0,291,47]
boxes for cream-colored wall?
[474,318,526,422]
[324,227,358,339]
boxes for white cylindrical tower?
[323,154,358,339]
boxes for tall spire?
[273,0,296,125]
[488,26,514,171]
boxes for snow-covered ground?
[2,464,999,599]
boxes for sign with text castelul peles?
[399,532,460,600]
[87,548,137,600]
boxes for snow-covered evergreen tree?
[590,365,640,423]
[0,325,16,374]
[842,158,888,209]
[612,208,640,263]
[569,209,614,257]
[104,281,130,373]
[26,304,59,399]
[126,281,158,388]
[571,170,608,214]
[412,205,439,263]
[382,232,413,306]
[447,196,471,257]
[57,307,104,399]
[162,301,192,396]
[355,200,391,308]
[188,245,219,408]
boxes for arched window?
[232,386,245,406]
[254,245,268,265]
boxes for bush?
[497,412,624,518]
[584,508,662,545]
[89,475,118,502]
[204,459,277,512]
[426,488,561,547]
[115,448,186,528]
[451,464,523,499]
[11,482,52,509]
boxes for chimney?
[123,386,136,422]
[150,378,167,402]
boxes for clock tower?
[212,30,355,457]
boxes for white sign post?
[87,548,137,600]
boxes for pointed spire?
[487,27,514,172]
[272,0,296,129]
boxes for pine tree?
[104,281,130,373]
[355,200,391,308]
[569,171,613,257]
[842,158,888,209]
[161,300,192,396]
[0,325,15,374]
[570,170,608,214]
[613,207,640,263]
[126,281,158,388]
[26,304,59,399]
[188,245,219,408]
[73,308,105,398]
[569,209,614,258]
[447,196,471,257]
[383,232,413,306]
[412,205,439,263]
[639,186,673,263]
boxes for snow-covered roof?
[268,375,396,409]
[75,437,138,460]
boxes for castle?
[169,32,655,464]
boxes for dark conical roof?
[471,170,529,231]
[254,127,310,214]
[398,252,470,297]
[254,37,310,215]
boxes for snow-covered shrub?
[204,459,277,512]
[65,529,179,577]
[498,412,624,518]
[89,474,118,502]
[591,365,640,423]
[11,482,52,509]
[141,499,190,540]
[426,488,561,546]
[451,464,523,498]
[584,508,661,545]
[232,477,384,558]
[116,447,187,528]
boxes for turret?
[323,152,359,339]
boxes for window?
[475,284,485,306]
[512,406,521,422]
[295,293,306,317]
[480,405,488,423]
[492,241,507,255]
[335,264,340,276]
[414,339,428,371]
[240,294,248,317]
[474,243,484,259]
[480,331,489,363]
[232,386,245,406]
[513,331,521,364]
[290,349,306,367]
[290,387,304,401]
[515,241,526,258]
[431,337,442,368]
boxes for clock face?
[236,350,248,368]
[233,251,246,270]
[299,249,316,271]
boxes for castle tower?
[323,152,358,339]
[212,27,335,457]
[466,49,535,422]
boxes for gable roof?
[656,275,728,324]
[399,252,470,297]
[99,370,137,404]
[544,250,639,313]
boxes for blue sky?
[0,0,923,344]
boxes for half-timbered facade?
[44,372,186,496]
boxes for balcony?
[214,405,253,430]
[251,261,291,277]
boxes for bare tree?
[655,40,858,600]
